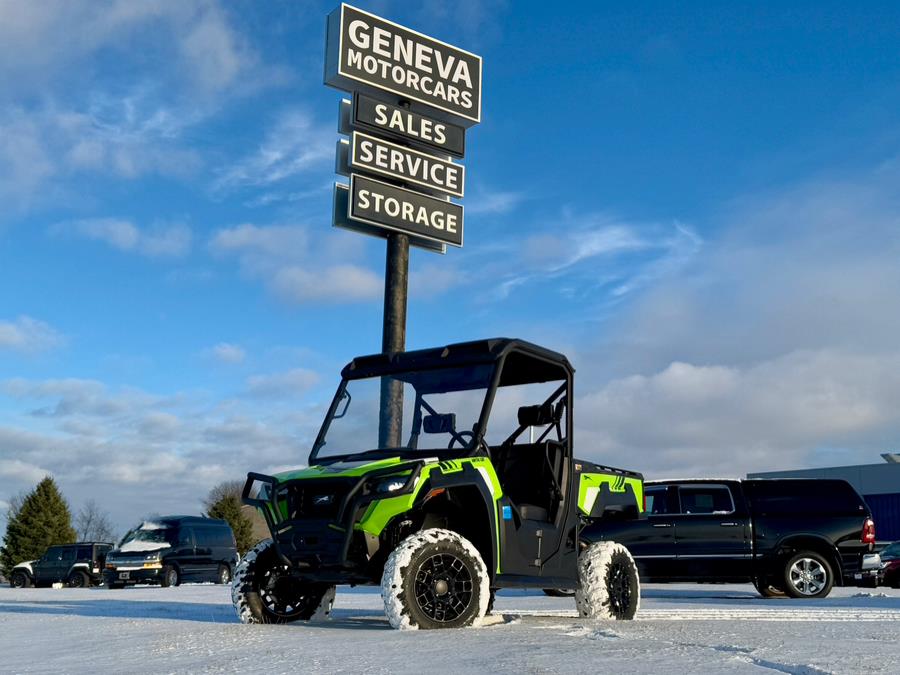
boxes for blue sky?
[3,1,900,534]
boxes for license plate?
[119,572,130,580]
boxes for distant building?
[749,454,900,541]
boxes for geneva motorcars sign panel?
[350,131,464,198]
[325,4,482,125]
[349,174,463,247]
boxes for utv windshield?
[311,363,495,462]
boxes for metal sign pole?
[378,231,409,448]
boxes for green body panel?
[577,471,644,516]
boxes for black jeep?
[10,542,113,588]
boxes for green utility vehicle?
[234,338,644,629]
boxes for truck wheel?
[576,541,640,620]
[232,539,335,625]
[543,588,576,598]
[161,566,180,588]
[67,571,89,588]
[753,577,786,598]
[108,583,125,590]
[782,551,833,599]
[382,528,490,630]
[10,571,32,588]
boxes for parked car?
[9,542,113,588]
[595,478,881,599]
[103,516,238,589]
[878,541,900,588]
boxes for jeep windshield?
[310,363,494,463]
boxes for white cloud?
[212,110,333,195]
[0,317,65,353]
[465,190,525,215]
[246,368,320,398]
[209,223,381,304]
[53,218,192,258]
[209,342,246,365]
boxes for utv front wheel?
[382,528,490,630]
[576,541,640,620]
[231,539,335,625]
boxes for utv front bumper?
[242,462,424,581]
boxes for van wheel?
[217,564,232,585]
[576,541,640,620]
[161,566,180,588]
[782,551,833,599]
[232,539,335,624]
[67,571,89,588]
[382,528,490,630]
[10,571,32,588]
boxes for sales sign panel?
[350,131,464,198]
[354,93,465,158]
[349,174,463,247]
[325,4,482,125]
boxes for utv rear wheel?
[10,571,32,588]
[382,528,490,630]
[782,551,833,599]
[232,539,335,625]
[67,571,89,588]
[161,566,180,588]
[576,541,640,620]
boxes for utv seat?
[493,442,562,523]
[517,503,549,521]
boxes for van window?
[195,526,234,548]
[176,528,194,548]
[678,486,734,515]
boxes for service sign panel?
[325,4,482,125]
[349,174,463,247]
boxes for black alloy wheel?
[605,556,636,619]
[258,566,327,620]
[67,571,88,588]
[10,571,30,588]
[413,552,474,623]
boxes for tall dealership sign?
[324,4,481,446]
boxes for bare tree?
[75,499,117,543]
[202,480,244,512]
[3,491,26,524]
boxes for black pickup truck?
[597,478,880,598]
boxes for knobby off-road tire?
[232,539,335,625]
[10,570,32,588]
[782,551,834,599]
[382,528,490,630]
[576,541,640,620]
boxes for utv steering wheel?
[448,430,475,449]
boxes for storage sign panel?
[349,174,463,247]
[354,93,465,158]
[325,4,482,125]
[350,131,464,198]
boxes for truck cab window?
[678,486,734,515]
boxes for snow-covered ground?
[2,583,899,673]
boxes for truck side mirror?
[423,413,456,434]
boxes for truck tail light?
[861,518,876,544]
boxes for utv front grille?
[279,478,355,521]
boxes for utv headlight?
[375,477,407,494]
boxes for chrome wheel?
[788,557,827,596]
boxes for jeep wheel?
[67,571,89,588]
[576,541,640,620]
[782,551,833,599]
[382,528,490,630]
[10,570,32,588]
[753,577,786,598]
[232,539,335,625]
[543,588,576,598]
[216,564,231,585]
[161,566,180,588]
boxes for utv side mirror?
[423,413,457,434]
[518,403,555,427]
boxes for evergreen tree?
[1,476,77,575]
[205,482,254,555]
